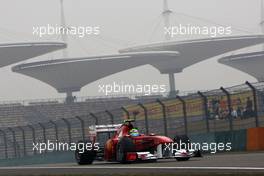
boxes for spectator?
[212,98,220,119]
[231,108,238,119]
[246,97,253,110]
[243,97,255,118]
[219,97,227,119]
[236,98,243,119]
[244,97,254,118]
[223,109,229,120]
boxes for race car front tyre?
[174,135,202,157]
[75,141,97,165]
[116,137,135,163]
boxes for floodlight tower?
[162,0,176,96]
[60,0,68,58]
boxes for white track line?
[0,167,264,170]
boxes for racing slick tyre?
[173,135,190,149]
[116,137,135,164]
[75,140,97,165]
[193,149,202,157]
[174,135,202,158]
[176,157,190,161]
[174,135,191,161]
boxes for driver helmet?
[129,128,139,137]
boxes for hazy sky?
[0,0,263,101]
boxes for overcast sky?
[0,0,263,101]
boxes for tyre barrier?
[246,127,264,151]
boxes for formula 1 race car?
[75,119,201,165]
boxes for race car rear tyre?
[75,140,96,165]
[174,135,202,157]
[193,149,202,157]
[116,137,135,163]
[176,157,190,161]
[174,135,190,150]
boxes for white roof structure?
[119,35,264,74]
[0,42,66,68]
[12,35,264,98]
[12,51,179,94]
[218,51,264,81]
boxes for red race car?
[75,119,200,165]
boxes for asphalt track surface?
[0,152,264,176]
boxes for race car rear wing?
[89,124,122,134]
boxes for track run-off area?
[0,152,264,175]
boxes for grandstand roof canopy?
[12,51,179,93]
[119,35,264,73]
[218,51,264,81]
[12,35,264,95]
[0,42,66,68]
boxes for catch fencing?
[0,81,264,160]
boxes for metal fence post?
[38,123,47,144]
[0,129,8,159]
[49,120,59,142]
[132,111,139,127]
[121,107,130,120]
[18,127,26,156]
[28,125,36,155]
[138,103,149,134]
[245,81,259,127]
[90,113,98,125]
[62,118,72,144]
[157,99,168,136]
[75,116,85,141]
[176,96,188,136]
[198,91,210,133]
[220,87,233,131]
[8,127,18,158]
[105,110,114,125]
[38,123,47,153]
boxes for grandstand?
[0,95,163,128]
[0,82,264,160]
[0,42,67,127]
